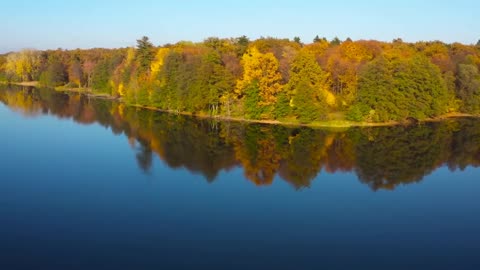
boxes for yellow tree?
[236,47,282,106]
[324,41,378,107]
[150,48,170,79]
[303,39,329,57]
[5,49,40,81]
[149,47,170,101]
[111,47,136,97]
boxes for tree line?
[1,36,480,123]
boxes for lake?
[1,85,479,270]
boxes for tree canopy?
[1,36,480,123]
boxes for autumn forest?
[1,36,480,124]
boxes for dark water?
[0,85,479,270]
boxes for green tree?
[244,80,263,119]
[351,55,450,122]
[39,60,67,87]
[293,36,302,45]
[456,64,480,113]
[198,51,235,114]
[331,37,341,46]
[283,51,332,121]
[234,35,250,56]
[91,59,113,94]
[293,78,327,123]
[136,36,155,76]
[273,90,290,119]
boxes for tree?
[91,58,113,94]
[350,56,396,122]
[456,64,480,113]
[324,40,378,107]
[39,60,67,87]
[154,50,183,110]
[476,39,480,47]
[244,80,263,119]
[204,52,235,115]
[0,56,6,81]
[136,36,155,76]
[3,36,479,123]
[350,55,450,122]
[236,47,283,117]
[293,36,302,45]
[293,78,327,123]
[82,60,96,88]
[281,50,332,122]
[5,49,40,81]
[273,90,290,119]
[234,35,250,56]
[115,47,141,102]
[68,60,83,87]
[331,37,341,46]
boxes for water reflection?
[1,85,479,190]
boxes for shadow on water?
[1,84,480,190]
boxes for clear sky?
[1,0,479,52]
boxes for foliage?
[136,36,156,76]
[456,64,480,113]
[293,78,327,123]
[273,90,290,119]
[243,80,263,119]
[39,60,67,87]
[351,55,450,122]
[5,49,41,81]
[236,46,283,118]
[3,36,480,123]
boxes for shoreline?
[6,82,480,128]
[129,103,401,128]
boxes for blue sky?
[1,0,478,52]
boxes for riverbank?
[52,87,480,128]
[6,83,479,128]
[56,91,389,128]
[128,103,480,128]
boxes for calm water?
[1,85,479,270]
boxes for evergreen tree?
[136,36,155,76]
[331,37,342,46]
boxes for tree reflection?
[1,85,479,190]
[353,124,452,190]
